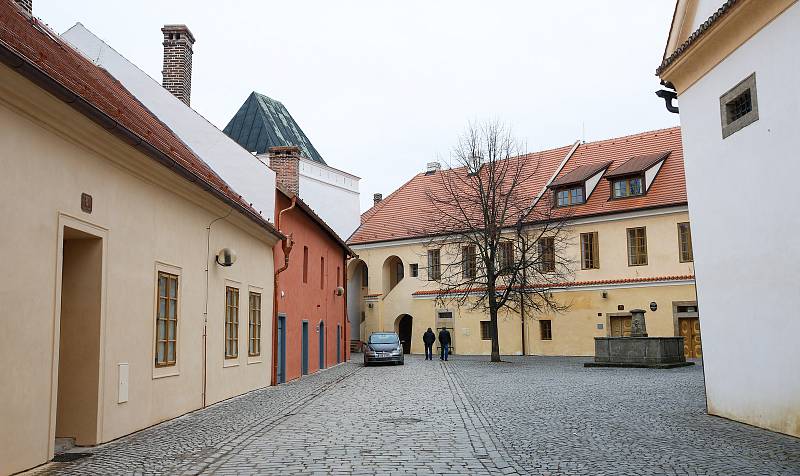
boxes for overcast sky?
[36,0,678,212]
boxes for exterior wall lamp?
[216,248,237,267]
[334,286,344,296]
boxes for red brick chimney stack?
[15,0,32,16]
[268,146,302,197]
[161,24,195,106]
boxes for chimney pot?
[426,162,441,174]
[268,146,301,197]
[373,193,383,205]
[14,0,32,16]
[161,24,195,106]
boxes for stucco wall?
[299,158,360,240]
[677,3,800,437]
[0,64,277,474]
[275,193,349,383]
[351,209,697,356]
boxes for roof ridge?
[580,126,681,148]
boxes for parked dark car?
[363,332,404,366]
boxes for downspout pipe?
[656,81,679,114]
[272,196,296,385]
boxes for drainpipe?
[203,209,232,408]
[656,81,679,114]
[520,239,527,356]
[272,197,296,385]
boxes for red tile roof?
[411,275,695,296]
[548,161,612,188]
[349,126,685,245]
[0,2,281,239]
[604,151,670,179]
[350,143,575,244]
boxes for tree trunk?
[490,304,501,362]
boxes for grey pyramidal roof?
[223,92,326,165]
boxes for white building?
[62,23,277,222]
[224,91,361,240]
[657,0,800,437]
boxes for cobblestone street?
[31,356,800,476]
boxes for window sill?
[153,368,180,379]
[247,358,263,366]
[223,360,240,368]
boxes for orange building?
[271,147,356,384]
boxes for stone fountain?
[584,309,694,369]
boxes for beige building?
[0,4,281,474]
[348,127,699,358]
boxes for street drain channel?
[379,417,422,424]
[52,452,93,462]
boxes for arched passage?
[395,314,413,354]
[346,259,368,341]
[382,255,404,295]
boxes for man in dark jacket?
[422,328,436,360]
[438,327,452,361]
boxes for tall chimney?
[161,24,195,106]
[14,0,32,16]
[268,146,301,197]
[373,193,383,205]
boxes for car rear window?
[369,334,399,344]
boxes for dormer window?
[547,161,611,208]
[556,186,585,207]
[605,151,669,199]
[612,176,643,198]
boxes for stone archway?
[396,314,413,354]
[382,255,404,295]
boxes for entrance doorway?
[609,315,632,337]
[318,321,325,370]
[277,314,286,383]
[55,226,103,449]
[301,321,309,375]
[679,317,702,359]
[396,314,413,354]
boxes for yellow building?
[0,6,280,474]
[348,127,699,358]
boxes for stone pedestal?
[585,336,693,368]
[585,309,694,369]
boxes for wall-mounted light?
[216,248,237,267]
[601,290,608,299]
[334,286,344,296]
[368,303,373,309]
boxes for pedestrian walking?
[422,327,436,360]
[438,327,451,361]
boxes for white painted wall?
[678,3,800,437]
[61,24,277,222]
[298,158,361,240]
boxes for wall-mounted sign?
[81,193,92,213]
[617,304,624,311]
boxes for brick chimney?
[268,146,301,197]
[161,25,195,106]
[373,193,383,205]
[15,0,32,16]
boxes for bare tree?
[417,121,573,362]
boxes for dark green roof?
[223,92,326,165]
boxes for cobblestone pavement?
[30,356,800,475]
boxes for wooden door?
[679,317,702,358]
[610,316,632,337]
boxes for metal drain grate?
[53,452,93,462]
[379,417,422,424]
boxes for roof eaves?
[656,0,738,76]
[0,11,283,242]
[277,187,356,257]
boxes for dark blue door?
[277,315,286,384]
[301,321,309,375]
[337,325,341,364]
[319,322,325,370]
